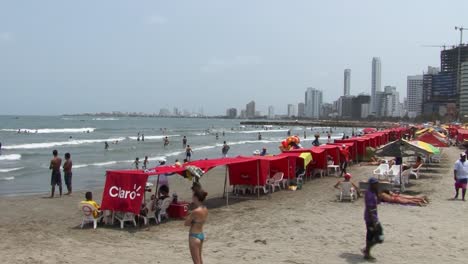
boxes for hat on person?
[342,144,346,148]
[368,177,379,184]
[344,173,352,180]
[461,152,467,157]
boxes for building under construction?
[440,45,468,72]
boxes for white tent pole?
[257,160,260,200]
[224,166,229,206]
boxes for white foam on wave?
[128,135,180,140]
[2,137,125,150]
[237,129,289,134]
[0,167,24,173]
[0,176,14,181]
[74,161,118,169]
[92,118,119,121]
[1,128,95,134]
[0,154,21,161]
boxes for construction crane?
[420,44,450,50]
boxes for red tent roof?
[417,132,449,147]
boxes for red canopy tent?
[417,132,449,147]
[101,170,151,214]
[279,152,308,177]
[458,129,468,142]
[227,157,270,187]
[283,148,326,175]
[334,138,369,161]
[317,145,340,165]
[329,142,357,162]
[362,128,377,134]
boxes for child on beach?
[134,157,140,170]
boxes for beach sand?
[1,147,467,264]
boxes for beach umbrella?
[375,139,432,158]
[410,140,440,155]
[375,139,432,191]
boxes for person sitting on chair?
[334,173,361,197]
[412,156,423,169]
[155,185,171,223]
[80,191,103,218]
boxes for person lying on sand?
[379,190,429,206]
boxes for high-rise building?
[338,96,355,119]
[344,69,351,96]
[320,103,333,119]
[245,101,255,118]
[352,94,371,119]
[422,71,457,117]
[460,62,468,118]
[371,57,382,114]
[305,88,323,119]
[267,106,275,119]
[226,108,237,118]
[407,75,423,118]
[382,86,400,117]
[374,91,385,117]
[287,104,296,117]
[297,103,305,118]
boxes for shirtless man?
[49,150,63,198]
[63,153,73,195]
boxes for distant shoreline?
[240,120,396,129]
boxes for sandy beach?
[1,147,467,264]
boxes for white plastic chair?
[267,172,284,192]
[113,212,137,229]
[156,197,171,224]
[387,165,401,184]
[337,182,356,202]
[430,154,441,163]
[79,203,103,229]
[253,178,270,194]
[296,172,305,186]
[410,163,423,179]
[373,163,389,180]
[327,160,340,176]
[141,200,157,225]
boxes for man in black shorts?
[49,149,63,198]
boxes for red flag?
[101,171,148,214]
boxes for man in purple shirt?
[363,177,383,260]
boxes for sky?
[1,0,467,116]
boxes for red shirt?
[340,149,350,162]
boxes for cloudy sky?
[0,0,466,115]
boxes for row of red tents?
[100,127,412,214]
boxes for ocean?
[0,116,354,196]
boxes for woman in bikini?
[185,187,208,264]
[379,190,428,206]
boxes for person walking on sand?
[362,177,384,260]
[221,141,230,158]
[186,145,193,161]
[183,136,187,148]
[134,157,140,170]
[339,145,350,177]
[453,152,468,201]
[143,156,149,170]
[185,187,208,264]
[63,153,73,195]
[49,150,63,198]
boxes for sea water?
[0,116,354,196]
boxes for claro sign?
[109,184,142,200]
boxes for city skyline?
[1,1,467,115]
